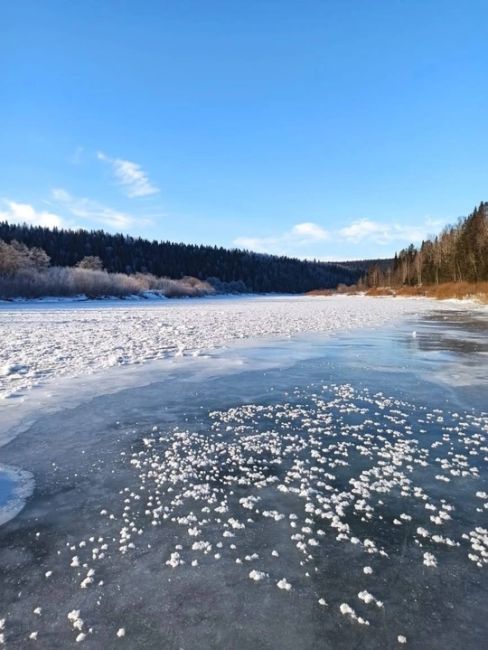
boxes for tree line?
[0,238,214,299]
[363,202,488,288]
[0,221,369,293]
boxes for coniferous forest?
[0,221,373,295]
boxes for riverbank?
[308,282,488,304]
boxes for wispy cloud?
[97,151,159,198]
[338,219,440,245]
[235,215,446,257]
[0,199,66,229]
[51,188,151,230]
[1,188,154,234]
[291,222,329,241]
[234,221,329,254]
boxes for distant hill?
[337,258,393,273]
[0,222,382,293]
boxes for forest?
[363,202,488,290]
[2,203,486,300]
[0,237,214,299]
[0,221,370,296]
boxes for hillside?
[0,222,370,294]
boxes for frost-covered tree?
[76,255,104,271]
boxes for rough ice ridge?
[0,295,437,400]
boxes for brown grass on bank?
[307,288,334,296]
[308,282,488,303]
[307,283,353,297]
[366,282,488,303]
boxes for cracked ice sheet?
[0,295,440,404]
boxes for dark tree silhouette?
[0,222,378,293]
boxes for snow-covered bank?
[0,292,169,304]
[0,295,440,403]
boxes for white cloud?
[51,188,150,230]
[235,214,447,259]
[0,189,153,234]
[338,219,439,245]
[97,151,159,198]
[291,222,329,241]
[233,236,274,252]
[0,200,66,229]
[234,221,329,254]
[339,219,384,242]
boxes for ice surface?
[0,464,33,526]
[0,308,487,648]
[0,295,441,403]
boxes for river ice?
[0,299,487,648]
[0,295,441,401]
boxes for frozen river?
[0,298,487,648]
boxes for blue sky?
[1,1,487,261]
